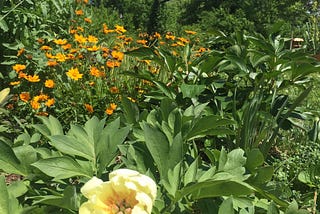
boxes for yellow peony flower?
[79,169,157,214]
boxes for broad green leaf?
[245,149,265,172]
[7,181,28,198]
[219,148,247,176]
[249,166,274,184]
[121,97,139,124]
[0,19,8,32]
[162,162,182,197]
[218,197,234,214]
[267,202,279,214]
[142,122,183,179]
[177,180,254,201]
[184,157,199,185]
[13,145,38,174]
[180,83,206,98]
[0,176,22,214]
[35,116,63,137]
[0,141,26,176]
[125,47,156,59]
[96,123,130,173]
[49,135,94,160]
[32,157,91,179]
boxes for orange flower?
[105,107,114,115]
[84,17,92,23]
[45,79,55,88]
[90,67,104,77]
[85,103,94,113]
[136,39,148,45]
[75,9,84,15]
[10,81,20,86]
[25,74,40,82]
[110,86,119,94]
[66,67,83,80]
[153,32,161,39]
[111,51,124,61]
[83,0,88,4]
[12,64,26,72]
[110,103,117,110]
[40,45,52,51]
[19,92,30,102]
[62,43,72,50]
[47,60,58,67]
[106,60,120,68]
[53,39,68,45]
[17,48,25,56]
[31,99,40,110]
[177,37,189,44]
[18,72,27,79]
[45,98,55,107]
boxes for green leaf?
[125,47,156,59]
[0,141,26,176]
[180,83,206,98]
[31,186,79,210]
[31,157,91,179]
[96,120,130,173]
[0,176,22,214]
[34,116,63,137]
[0,88,10,107]
[0,19,9,32]
[177,180,254,201]
[49,135,94,160]
[245,149,265,172]
[121,97,139,124]
[267,202,279,214]
[7,181,28,198]
[218,197,234,214]
[184,157,199,185]
[187,116,235,140]
[142,122,183,179]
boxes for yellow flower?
[111,51,124,61]
[45,79,55,88]
[45,98,55,107]
[55,53,68,62]
[86,45,100,52]
[25,74,40,82]
[74,34,87,44]
[79,169,157,214]
[10,81,20,86]
[30,99,40,110]
[19,92,30,102]
[115,25,126,34]
[66,67,83,80]
[87,35,98,43]
[105,107,114,115]
[53,39,68,45]
[185,30,197,35]
[12,64,26,73]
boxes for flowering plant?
[79,169,157,214]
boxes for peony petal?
[81,177,104,199]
